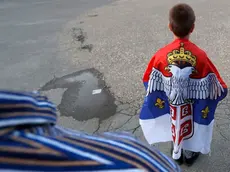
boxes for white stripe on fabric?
[26,133,113,165]
[0,93,55,108]
[103,132,178,169]
[82,135,167,172]
[55,126,83,137]
[55,127,173,171]
[158,151,178,169]
[102,132,138,142]
[0,118,54,128]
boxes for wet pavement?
[1,0,230,171]
[40,68,116,121]
[57,0,230,171]
[40,68,142,136]
[39,67,142,136]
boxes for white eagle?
[147,65,224,105]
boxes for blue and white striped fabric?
[0,90,180,172]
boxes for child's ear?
[168,23,173,32]
[190,24,195,33]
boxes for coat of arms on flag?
[140,40,228,159]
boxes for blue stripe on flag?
[139,91,170,120]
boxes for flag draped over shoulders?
[139,39,228,159]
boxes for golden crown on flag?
[167,43,196,67]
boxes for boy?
[139,3,228,166]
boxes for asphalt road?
[1,0,230,171]
[0,0,113,90]
[57,0,230,171]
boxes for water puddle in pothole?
[40,68,117,121]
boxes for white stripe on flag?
[140,114,172,144]
[140,114,214,154]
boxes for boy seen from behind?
[139,3,228,166]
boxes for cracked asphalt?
[56,0,230,171]
[1,0,230,171]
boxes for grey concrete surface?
[1,0,230,171]
[0,0,113,90]
[56,0,230,171]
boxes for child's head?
[169,3,195,38]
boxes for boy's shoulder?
[188,41,208,56]
[155,40,209,59]
[154,42,172,56]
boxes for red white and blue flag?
[139,39,228,159]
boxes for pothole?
[40,68,117,121]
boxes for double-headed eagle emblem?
[147,43,224,105]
